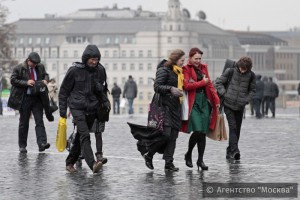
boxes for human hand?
[189,78,195,83]
[203,75,209,84]
[27,80,35,86]
[171,87,183,97]
[42,80,48,85]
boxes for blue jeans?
[127,98,134,114]
[113,98,120,114]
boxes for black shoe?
[39,143,50,152]
[165,162,179,171]
[184,153,193,168]
[143,152,154,170]
[226,154,231,159]
[196,161,208,170]
[232,151,241,160]
[19,147,27,153]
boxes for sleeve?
[154,67,172,94]
[214,68,232,97]
[182,67,206,91]
[246,72,256,102]
[10,66,28,87]
[134,82,137,98]
[58,67,75,117]
[39,64,49,82]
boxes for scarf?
[172,65,184,104]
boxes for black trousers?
[224,106,244,155]
[266,97,276,116]
[66,110,96,170]
[18,95,47,148]
[253,98,262,118]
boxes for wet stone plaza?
[0,108,299,199]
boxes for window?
[19,38,24,44]
[113,77,118,84]
[115,37,119,44]
[122,63,126,70]
[106,37,110,44]
[148,92,152,100]
[51,50,57,58]
[122,50,126,57]
[132,38,136,43]
[130,50,135,57]
[45,37,50,44]
[147,50,152,57]
[139,92,143,100]
[104,50,109,57]
[36,38,41,44]
[168,37,172,43]
[124,37,128,43]
[52,63,57,71]
[28,38,32,44]
[74,50,78,58]
[147,63,152,71]
[104,63,109,70]
[63,50,68,58]
[139,50,143,57]
[130,63,135,70]
[139,77,143,85]
[17,50,23,58]
[148,78,153,85]
[139,63,143,70]
[113,50,118,57]
[113,63,118,70]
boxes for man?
[253,74,264,119]
[8,52,51,153]
[111,82,122,114]
[268,77,279,118]
[59,45,110,173]
[123,75,137,115]
[215,56,256,160]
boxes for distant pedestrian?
[123,75,137,115]
[215,56,256,160]
[8,52,51,153]
[111,82,122,114]
[253,74,264,119]
[298,82,300,95]
[268,77,279,118]
[262,76,271,116]
[181,47,220,171]
[47,78,58,103]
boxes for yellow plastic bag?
[56,117,67,152]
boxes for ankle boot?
[165,162,179,171]
[196,160,208,170]
[95,152,108,165]
[184,153,193,168]
[143,152,154,170]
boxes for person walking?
[8,52,51,153]
[181,48,220,170]
[262,76,271,117]
[215,56,256,160]
[111,82,122,114]
[253,74,264,119]
[269,77,279,118]
[123,75,137,115]
[142,49,185,171]
[47,78,58,104]
[59,44,110,173]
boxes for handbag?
[49,97,58,113]
[181,91,189,120]
[207,113,227,141]
[147,93,164,132]
[30,80,47,95]
[120,98,126,108]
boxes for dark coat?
[59,45,108,117]
[111,85,122,99]
[254,75,264,100]
[8,61,49,110]
[154,65,181,130]
[123,79,137,99]
[270,81,279,98]
[215,66,256,111]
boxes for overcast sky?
[2,0,300,31]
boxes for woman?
[181,48,220,170]
[142,49,185,171]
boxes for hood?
[71,62,85,68]
[256,74,262,80]
[81,45,101,64]
[157,59,167,69]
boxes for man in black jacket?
[8,52,51,153]
[111,82,122,114]
[215,56,256,160]
[59,45,110,173]
[253,74,264,119]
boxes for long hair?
[165,49,185,67]
[236,56,252,70]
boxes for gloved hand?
[102,101,111,112]
[170,87,183,97]
[60,113,67,118]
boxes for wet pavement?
[0,108,299,199]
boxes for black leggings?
[186,132,206,162]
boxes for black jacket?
[215,66,256,111]
[111,85,122,99]
[154,64,181,130]
[254,75,264,100]
[8,61,49,110]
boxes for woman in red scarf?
[181,48,220,170]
